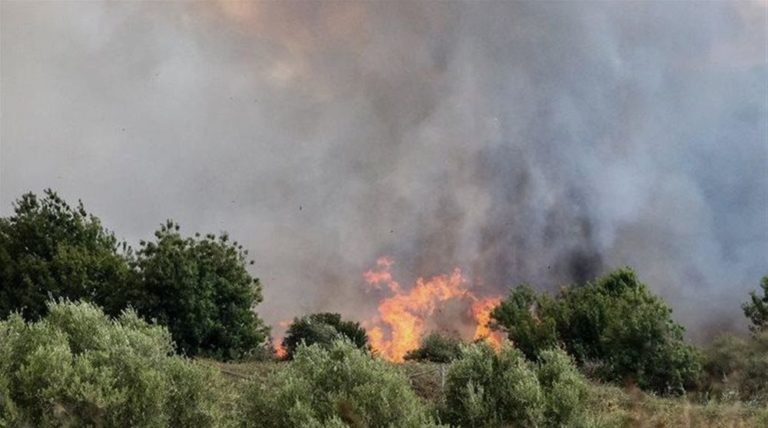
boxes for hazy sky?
[1,1,766,338]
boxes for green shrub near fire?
[237,340,440,428]
[442,343,589,427]
[491,268,702,394]
[404,332,463,363]
[0,301,223,427]
[281,312,369,359]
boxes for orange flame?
[273,319,292,359]
[471,296,504,350]
[364,257,502,361]
[275,342,288,359]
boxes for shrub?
[282,313,368,359]
[536,348,590,426]
[703,331,768,402]
[404,332,463,363]
[237,340,438,427]
[443,343,590,427]
[0,301,222,427]
[492,268,702,394]
[444,343,535,427]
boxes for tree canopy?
[0,190,269,360]
[125,221,269,359]
[491,268,701,394]
[0,190,130,320]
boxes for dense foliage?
[124,221,268,360]
[0,191,269,360]
[743,276,768,332]
[0,190,130,320]
[282,313,368,359]
[443,343,588,427]
[491,268,701,394]
[0,301,223,427]
[404,332,463,363]
[237,340,438,427]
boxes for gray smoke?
[1,1,766,340]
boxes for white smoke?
[1,1,766,339]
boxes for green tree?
[491,268,701,394]
[0,301,223,427]
[743,276,768,333]
[0,190,130,320]
[282,312,369,359]
[404,332,463,363]
[126,221,268,360]
[488,284,560,360]
[238,340,438,428]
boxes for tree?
[0,190,130,320]
[491,268,701,394]
[403,332,463,363]
[282,313,369,359]
[743,276,768,333]
[0,301,223,427]
[488,284,560,360]
[238,340,438,428]
[125,221,268,360]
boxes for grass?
[200,359,768,427]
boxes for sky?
[1,1,766,339]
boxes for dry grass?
[585,384,768,428]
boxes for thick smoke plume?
[1,1,766,340]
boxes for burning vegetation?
[2,189,768,427]
[363,257,503,361]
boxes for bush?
[237,340,438,427]
[703,331,768,402]
[536,348,590,426]
[404,332,463,363]
[282,313,368,359]
[492,268,702,394]
[443,343,589,427]
[0,301,223,427]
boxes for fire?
[471,296,504,350]
[364,257,503,361]
[275,342,288,359]
[273,319,292,359]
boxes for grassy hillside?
[204,359,767,428]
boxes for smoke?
[1,1,766,340]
